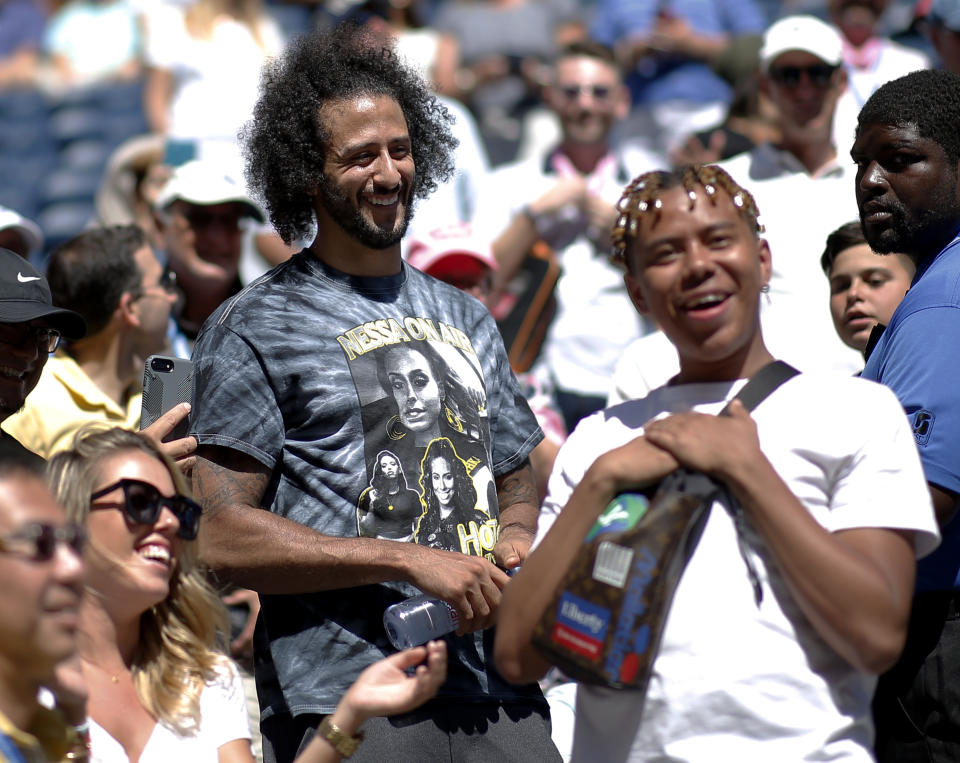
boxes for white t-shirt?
[144,5,283,150]
[719,146,865,377]
[88,662,251,762]
[536,372,939,762]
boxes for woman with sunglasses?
[46,426,451,762]
[47,426,254,762]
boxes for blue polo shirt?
[862,234,960,591]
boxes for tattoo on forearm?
[193,447,270,519]
[496,462,539,511]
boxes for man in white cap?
[154,160,265,346]
[718,14,865,376]
[609,16,864,405]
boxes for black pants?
[874,591,960,762]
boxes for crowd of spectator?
[2,0,960,761]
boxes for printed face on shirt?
[383,345,443,439]
[548,55,628,146]
[315,95,417,250]
[853,122,960,261]
[0,473,83,679]
[827,244,913,351]
[379,453,400,481]
[430,456,455,508]
[624,185,771,379]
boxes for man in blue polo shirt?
[853,68,960,763]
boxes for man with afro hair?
[188,23,558,763]
[853,67,960,763]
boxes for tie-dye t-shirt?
[191,251,544,717]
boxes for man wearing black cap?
[0,248,85,466]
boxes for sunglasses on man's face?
[90,478,201,540]
[558,84,613,101]
[0,522,86,562]
[769,64,839,89]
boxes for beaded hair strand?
[611,164,763,269]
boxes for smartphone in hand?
[140,355,194,442]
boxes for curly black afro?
[243,23,458,244]
[856,69,960,166]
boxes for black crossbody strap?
[717,359,800,606]
[722,360,800,416]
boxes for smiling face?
[86,449,183,617]
[549,55,628,147]
[315,95,416,250]
[384,346,442,436]
[0,473,83,683]
[827,244,913,351]
[430,457,455,508]
[0,321,50,420]
[852,122,960,262]
[625,185,772,383]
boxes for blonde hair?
[184,0,269,49]
[47,427,230,735]
[611,164,762,271]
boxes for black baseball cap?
[0,248,86,338]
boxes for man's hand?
[592,433,679,496]
[531,176,588,218]
[643,400,760,479]
[406,546,509,635]
[493,522,534,572]
[140,401,198,473]
[223,587,261,661]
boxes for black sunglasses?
[0,522,86,562]
[559,84,613,101]
[769,64,838,88]
[90,478,201,540]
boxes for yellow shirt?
[2,352,142,459]
[0,704,73,763]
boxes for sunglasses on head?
[769,64,838,88]
[0,522,86,562]
[90,478,201,540]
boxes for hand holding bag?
[531,361,799,690]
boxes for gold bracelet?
[317,716,364,758]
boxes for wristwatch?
[317,716,364,758]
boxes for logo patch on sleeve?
[912,409,935,447]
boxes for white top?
[144,4,283,149]
[536,372,939,762]
[473,152,651,397]
[605,330,679,406]
[88,663,251,762]
[719,146,865,376]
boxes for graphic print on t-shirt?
[338,315,499,559]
